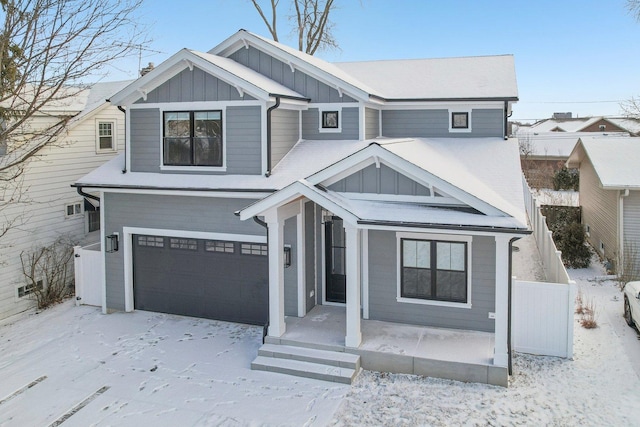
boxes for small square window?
[451,112,469,129]
[65,202,82,217]
[322,111,339,129]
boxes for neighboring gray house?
[567,137,640,271]
[74,30,528,386]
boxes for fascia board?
[565,139,585,168]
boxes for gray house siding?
[623,191,640,255]
[135,67,255,104]
[365,107,380,139]
[226,106,262,174]
[382,109,503,138]
[302,107,359,140]
[271,109,299,167]
[305,201,316,312]
[284,216,298,317]
[103,193,265,311]
[229,46,356,103]
[367,231,496,332]
[130,108,161,173]
[329,164,430,196]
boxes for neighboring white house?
[0,81,130,320]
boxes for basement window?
[18,279,44,298]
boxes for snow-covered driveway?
[0,305,347,426]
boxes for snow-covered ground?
[0,260,638,426]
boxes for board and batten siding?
[0,107,124,320]
[103,193,265,311]
[229,46,356,103]
[367,231,496,332]
[284,216,298,317]
[382,109,503,138]
[329,164,430,196]
[129,106,262,175]
[134,67,255,104]
[304,201,316,312]
[302,107,359,140]
[580,160,619,262]
[365,107,380,139]
[271,109,299,168]
[623,191,640,256]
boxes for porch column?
[494,235,510,367]
[345,224,362,348]
[265,209,286,337]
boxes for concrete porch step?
[258,343,360,370]
[251,355,358,384]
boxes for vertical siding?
[103,193,264,311]
[302,107,359,140]
[580,159,619,261]
[0,107,125,319]
[315,205,323,303]
[623,191,640,254]
[130,108,160,173]
[367,231,496,332]
[229,46,357,103]
[271,109,299,167]
[382,109,503,138]
[304,201,316,312]
[365,107,380,139]
[226,106,262,174]
[329,164,430,196]
[284,216,298,316]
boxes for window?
[97,121,115,151]
[322,111,339,129]
[65,202,82,217]
[451,112,469,129]
[163,111,222,167]
[18,279,43,298]
[241,243,268,256]
[318,106,342,133]
[205,240,235,253]
[599,124,606,131]
[400,238,468,304]
[137,235,164,248]
[170,238,197,250]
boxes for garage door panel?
[133,235,268,325]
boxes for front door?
[325,217,346,303]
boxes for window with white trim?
[318,107,342,133]
[96,121,116,152]
[399,237,469,304]
[449,109,472,133]
[65,202,82,217]
[163,111,222,166]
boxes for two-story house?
[74,30,528,386]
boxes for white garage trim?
[122,226,267,312]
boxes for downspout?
[76,186,100,202]
[116,105,127,173]
[508,236,520,376]
[504,101,513,139]
[265,96,281,177]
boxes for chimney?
[140,62,154,76]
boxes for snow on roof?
[528,117,599,133]
[189,50,306,99]
[71,80,133,123]
[517,132,630,158]
[333,55,518,100]
[607,117,640,134]
[568,137,640,189]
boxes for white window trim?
[65,201,83,218]
[317,105,342,134]
[448,109,472,133]
[159,106,227,171]
[96,119,117,153]
[396,231,472,309]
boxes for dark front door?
[325,217,346,303]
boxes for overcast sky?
[107,0,640,123]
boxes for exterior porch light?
[105,232,119,253]
[284,246,292,268]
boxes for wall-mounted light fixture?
[106,232,119,253]
[284,246,292,268]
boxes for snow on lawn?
[0,304,347,426]
[330,259,640,427]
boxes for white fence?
[513,280,576,358]
[73,243,103,307]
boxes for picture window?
[163,111,222,167]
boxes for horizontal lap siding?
[365,108,379,139]
[623,191,640,253]
[103,193,265,311]
[302,107,359,140]
[130,108,160,173]
[367,231,496,332]
[226,106,262,174]
[271,109,299,167]
[382,109,503,138]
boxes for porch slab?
[274,306,506,386]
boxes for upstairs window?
[163,111,222,167]
[322,111,339,129]
[318,106,342,133]
[97,121,116,152]
[451,112,469,129]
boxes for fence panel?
[73,243,103,307]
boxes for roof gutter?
[369,95,519,103]
[356,219,531,235]
[75,185,100,202]
[265,96,281,177]
[70,183,277,193]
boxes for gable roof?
[567,137,640,189]
[516,131,630,158]
[109,48,307,105]
[529,116,640,134]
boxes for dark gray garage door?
[133,235,268,325]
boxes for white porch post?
[265,209,286,337]
[494,235,510,367]
[345,224,362,348]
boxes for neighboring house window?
[65,202,82,217]
[163,111,222,167]
[449,110,472,133]
[599,125,606,131]
[318,106,342,133]
[96,121,116,152]
[18,279,44,298]
[397,234,471,307]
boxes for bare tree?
[251,0,338,55]
[0,0,146,243]
[627,0,640,20]
[622,1,640,117]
